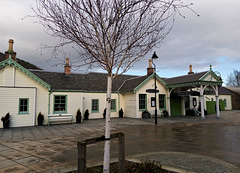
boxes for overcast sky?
[0,0,239,85]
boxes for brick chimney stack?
[5,39,16,61]
[64,57,71,76]
[147,59,154,75]
[188,65,194,75]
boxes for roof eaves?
[167,80,222,88]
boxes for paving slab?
[128,152,240,173]
[0,110,240,172]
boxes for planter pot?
[38,119,43,126]
[76,116,82,123]
[84,114,89,120]
[119,112,123,118]
[2,120,10,129]
[142,112,150,118]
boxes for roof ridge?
[165,71,208,80]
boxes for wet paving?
[0,110,240,172]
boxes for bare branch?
[32,0,196,76]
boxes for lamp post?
[151,52,158,125]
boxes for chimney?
[188,65,194,74]
[147,59,154,75]
[5,39,17,61]
[64,57,71,75]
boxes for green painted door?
[206,100,225,114]
[206,101,216,114]
[170,96,182,116]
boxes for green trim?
[48,91,52,115]
[111,99,117,112]
[18,98,29,114]
[91,99,99,113]
[52,90,83,92]
[52,90,119,94]
[167,81,222,88]
[134,73,167,93]
[118,94,120,111]
[83,91,119,94]
[139,94,147,111]
[53,95,67,113]
[119,91,135,94]
[0,58,51,90]
[200,70,222,82]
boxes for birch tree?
[33,0,196,172]
[226,69,240,87]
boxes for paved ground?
[0,110,240,173]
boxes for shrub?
[76,109,82,123]
[1,112,10,129]
[37,112,44,126]
[84,109,89,120]
[119,108,124,118]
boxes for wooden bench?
[48,114,73,125]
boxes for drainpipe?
[33,88,37,126]
[48,91,52,115]
[118,93,120,112]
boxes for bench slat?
[48,114,73,125]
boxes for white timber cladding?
[135,78,167,118]
[189,96,200,109]
[123,93,136,118]
[203,74,217,81]
[49,92,119,121]
[4,66,14,86]
[118,94,125,114]
[0,87,35,128]
[0,69,4,85]
[14,68,49,124]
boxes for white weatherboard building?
[0,40,231,128]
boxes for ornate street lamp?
[151,52,158,125]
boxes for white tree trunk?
[103,75,112,173]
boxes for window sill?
[53,111,67,114]
[91,111,99,113]
[18,112,29,115]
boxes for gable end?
[0,58,51,90]
[134,73,167,93]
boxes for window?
[19,98,29,114]
[159,94,165,110]
[54,95,67,113]
[224,99,227,107]
[192,97,197,107]
[111,99,116,112]
[139,94,146,110]
[92,99,99,112]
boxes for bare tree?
[32,0,196,172]
[226,69,240,87]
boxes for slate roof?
[164,71,208,85]
[219,86,232,95]
[0,52,42,70]
[117,75,149,93]
[1,52,223,93]
[225,87,240,95]
[30,70,138,92]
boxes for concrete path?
[0,110,240,172]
